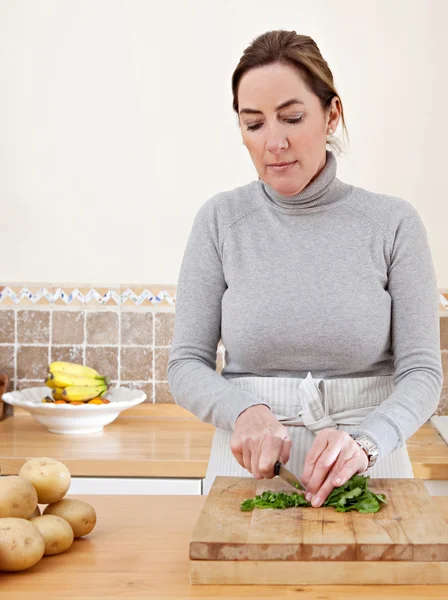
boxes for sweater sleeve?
[166,199,270,431]
[350,211,443,457]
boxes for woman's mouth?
[268,161,297,172]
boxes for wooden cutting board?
[190,476,448,584]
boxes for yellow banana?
[62,384,107,402]
[49,371,108,388]
[52,390,64,400]
[48,361,104,380]
[45,378,58,390]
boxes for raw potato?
[0,475,38,519]
[44,498,96,538]
[0,518,45,571]
[30,515,74,556]
[29,505,41,519]
[19,457,71,504]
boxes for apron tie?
[273,371,383,433]
[276,372,338,433]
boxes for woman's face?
[238,62,340,196]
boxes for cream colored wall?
[1,0,447,286]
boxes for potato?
[0,518,45,571]
[0,475,38,519]
[30,515,74,556]
[29,505,41,519]
[19,457,71,504]
[44,498,96,538]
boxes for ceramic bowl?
[2,386,146,434]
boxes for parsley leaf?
[240,474,386,513]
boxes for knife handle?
[274,460,282,476]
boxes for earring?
[328,128,333,135]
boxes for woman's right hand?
[230,404,292,479]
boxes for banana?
[62,384,107,402]
[49,371,108,389]
[45,378,58,390]
[48,361,104,380]
[52,391,64,401]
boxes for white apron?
[203,372,413,495]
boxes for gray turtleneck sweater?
[167,151,443,458]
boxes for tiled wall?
[0,285,447,414]
[0,307,224,403]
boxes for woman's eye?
[246,117,303,131]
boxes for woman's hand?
[301,429,369,507]
[230,405,292,479]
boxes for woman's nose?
[266,133,288,154]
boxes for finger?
[306,442,342,496]
[311,451,357,507]
[251,439,263,479]
[331,449,359,487]
[331,455,368,489]
[279,436,292,465]
[301,433,329,486]
[230,436,245,469]
[258,436,284,479]
[242,438,252,473]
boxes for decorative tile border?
[0,286,175,307]
[0,284,447,312]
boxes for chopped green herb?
[240,474,387,514]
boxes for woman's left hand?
[301,429,369,507]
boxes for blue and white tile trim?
[0,285,446,311]
[0,287,175,306]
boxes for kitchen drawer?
[68,476,202,495]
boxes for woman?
[167,30,443,503]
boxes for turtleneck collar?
[258,150,341,213]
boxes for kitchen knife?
[274,461,307,492]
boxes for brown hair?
[231,30,349,153]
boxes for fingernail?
[312,496,321,507]
[334,477,341,485]
[305,492,312,502]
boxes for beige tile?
[120,347,153,381]
[85,347,118,380]
[0,346,15,383]
[441,316,448,350]
[121,312,153,345]
[121,381,154,403]
[51,346,83,364]
[155,382,175,404]
[17,346,48,380]
[17,310,50,344]
[52,311,84,345]
[0,310,14,343]
[155,312,175,346]
[86,312,118,345]
[216,351,223,374]
[154,347,170,381]
[442,351,448,383]
[437,382,448,415]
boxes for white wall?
[1,0,447,286]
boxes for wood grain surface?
[0,405,446,480]
[190,476,448,562]
[1,494,448,598]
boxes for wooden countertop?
[0,405,447,480]
[1,494,447,598]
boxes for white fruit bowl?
[1,386,147,434]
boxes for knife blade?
[274,461,307,492]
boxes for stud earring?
[328,128,333,135]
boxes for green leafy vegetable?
[240,474,387,514]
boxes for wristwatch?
[350,433,379,469]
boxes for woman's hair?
[231,30,348,153]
